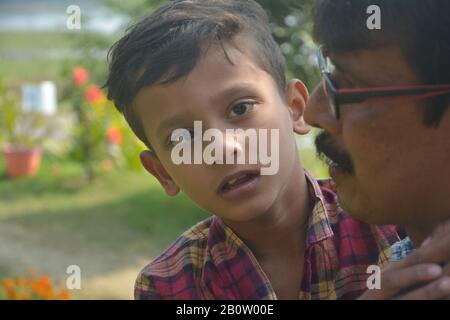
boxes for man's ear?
[140,150,180,196]
[286,79,311,135]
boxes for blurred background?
[0,0,327,299]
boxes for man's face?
[304,47,450,229]
[134,45,309,222]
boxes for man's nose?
[304,84,342,136]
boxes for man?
[305,0,450,299]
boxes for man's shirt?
[390,236,416,262]
[135,173,399,300]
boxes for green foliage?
[61,66,145,181]
[0,80,19,147]
[256,0,319,90]
[103,0,165,23]
[104,0,319,90]
[67,82,104,179]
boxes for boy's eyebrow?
[156,83,257,137]
[156,113,191,137]
[210,83,257,105]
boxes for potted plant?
[0,80,62,179]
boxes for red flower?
[85,85,103,104]
[72,66,89,86]
[106,127,122,145]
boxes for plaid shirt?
[390,237,416,262]
[135,173,399,300]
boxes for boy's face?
[304,46,450,230]
[134,45,309,222]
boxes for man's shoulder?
[135,217,213,299]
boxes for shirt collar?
[304,170,334,247]
[209,171,335,256]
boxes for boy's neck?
[222,163,311,260]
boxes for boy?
[105,0,398,300]
[305,0,450,299]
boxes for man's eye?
[229,102,256,118]
[331,72,354,88]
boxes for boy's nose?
[223,133,244,164]
[304,84,342,136]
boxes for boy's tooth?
[228,174,248,186]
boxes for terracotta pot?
[3,147,42,179]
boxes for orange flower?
[6,289,17,300]
[2,278,15,289]
[17,277,27,287]
[58,290,70,300]
[85,85,104,104]
[72,66,89,86]
[38,275,51,290]
[106,126,122,145]
[1,274,70,300]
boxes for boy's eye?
[167,129,195,147]
[229,101,256,118]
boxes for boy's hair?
[313,0,450,127]
[105,0,286,148]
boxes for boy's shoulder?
[135,217,213,299]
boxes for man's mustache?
[315,131,354,174]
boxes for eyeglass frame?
[317,45,450,119]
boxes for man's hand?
[359,220,450,299]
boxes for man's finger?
[395,276,450,300]
[422,218,450,247]
[442,263,450,277]
[403,233,450,267]
[381,264,442,293]
[359,264,443,300]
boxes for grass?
[0,59,64,85]
[0,31,114,85]
[0,32,70,84]
[0,155,208,247]
[0,32,74,50]
[0,156,208,298]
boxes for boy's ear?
[140,150,180,196]
[286,79,311,135]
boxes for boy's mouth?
[218,169,261,197]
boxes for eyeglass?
[317,45,450,119]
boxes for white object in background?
[21,81,57,115]
[40,81,57,115]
